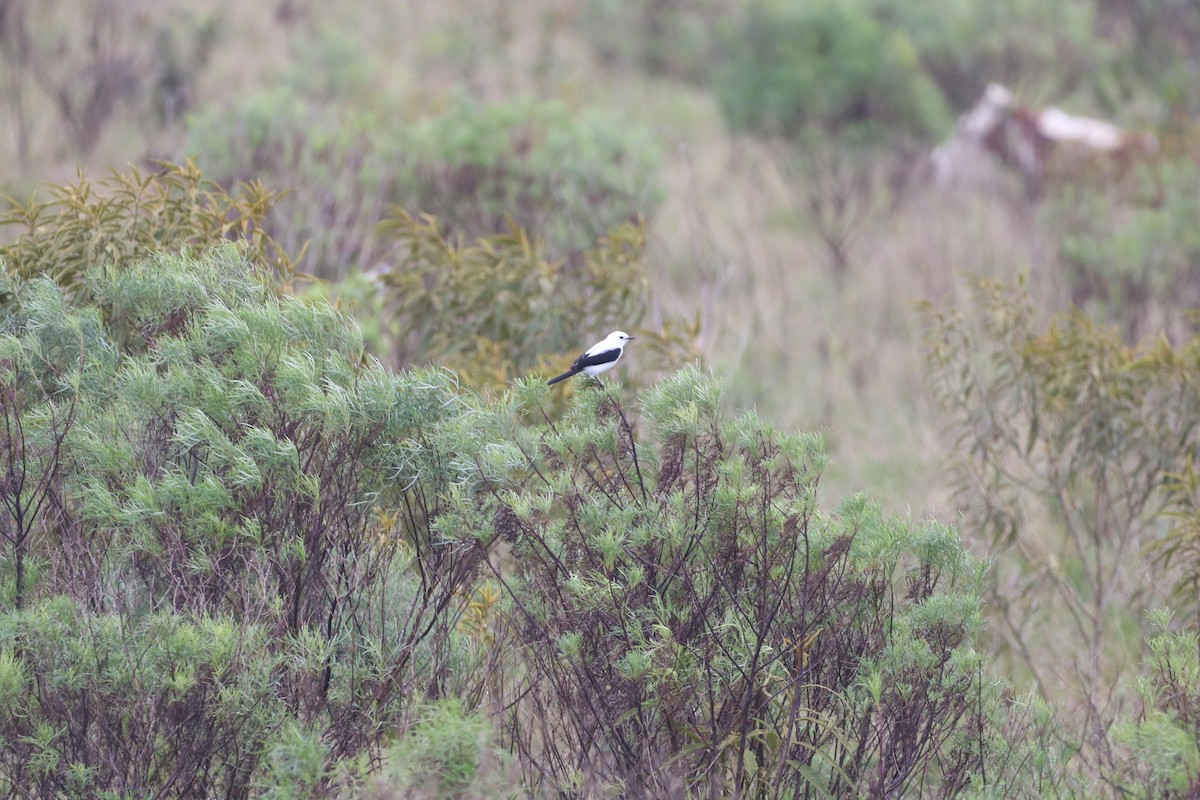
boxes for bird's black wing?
[548,347,623,385]
[574,348,622,369]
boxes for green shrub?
[0,247,497,794]
[185,89,662,277]
[395,96,662,258]
[376,699,509,799]
[0,212,1134,795]
[1107,609,1200,796]
[0,597,279,796]
[258,723,335,799]
[920,279,1200,731]
[964,690,1086,799]
[1045,158,1200,341]
[716,0,950,145]
[343,211,695,392]
[183,86,396,280]
[0,162,301,302]
[435,366,996,796]
[866,0,1106,111]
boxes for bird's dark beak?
[628,337,636,340]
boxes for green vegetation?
[185,87,661,277]
[0,246,1002,795]
[1045,158,1200,339]
[921,279,1200,730]
[450,368,992,795]
[867,0,1105,110]
[354,210,693,388]
[397,97,662,258]
[0,163,300,301]
[716,0,950,145]
[3,0,1200,796]
[0,246,489,793]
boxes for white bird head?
[607,331,635,343]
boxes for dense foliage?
[865,0,1105,110]
[715,0,950,145]
[0,248,494,795]
[448,370,995,796]
[398,97,662,258]
[0,244,1022,797]
[185,89,661,277]
[354,210,693,389]
[0,163,300,301]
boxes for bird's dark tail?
[547,369,579,385]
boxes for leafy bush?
[1108,609,1200,796]
[1045,158,1200,341]
[5,197,1163,795]
[184,89,662,277]
[0,162,301,302]
[436,367,996,796]
[183,85,397,280]
[867,0,1106,111]
[375,699,510,798]
[0,242,1141,795]
[716,0,950,145]
[0,247,497,794]
[396,96,662,259]
[920,279,1200,735]
[968,690,1086,799]
[342,211,695,391]
[0,598,280,795]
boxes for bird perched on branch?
[547,331,635,387]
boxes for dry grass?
[642,117,1055,513]
[0,0,301,187]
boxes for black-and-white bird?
[547,331,635,386]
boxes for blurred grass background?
[4,0,1004,508]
